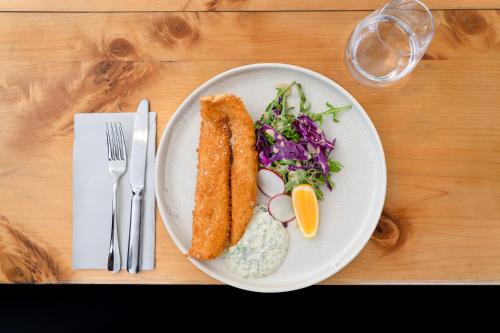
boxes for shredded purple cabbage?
[293,115,335,156]
[256,115,336,190]
[272,96,283,117]
[292,115,336,189]
[257,122,311,166]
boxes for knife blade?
[127,99,149,274]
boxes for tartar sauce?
[224,205,289,279]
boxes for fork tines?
[105,122,127,162]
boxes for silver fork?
[105,122,127,273]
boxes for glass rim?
[381,0,435,49]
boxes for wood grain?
[0,10,499,284]
[0,0,499,12]
[1,11,499,62]
[0,215,66,282]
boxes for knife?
[127,99,149,274]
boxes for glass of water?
[345,0,434,87]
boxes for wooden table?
[0,0,499,285]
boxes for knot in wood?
[109,38,135,57]
[154,15,200,47]
[371,211,408,254]
[166,16,192,39]
[445,10,488,36]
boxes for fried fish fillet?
[188,97,231,261]
[207,94,257,246]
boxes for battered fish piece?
[207,94,257,246]
[188,97,231,260]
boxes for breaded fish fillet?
[207,94,257,246]
[188,97,231,261]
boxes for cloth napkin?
[72,112,156,270]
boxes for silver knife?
[127,99,149,274]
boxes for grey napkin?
[72,112,156,270]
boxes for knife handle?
[127,189,143,274]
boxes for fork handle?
[107,178,121,273]
[127,189,143,274]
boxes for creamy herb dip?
[224,205,289,278]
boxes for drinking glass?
[345,0,434,87]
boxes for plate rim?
[155,63,387,292]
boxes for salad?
[254,82,351,200]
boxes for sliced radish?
[256,188,270,206]
[268,194,295,223]
[257,168,285,198]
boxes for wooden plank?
[0,11,499,62]
[0,10,499,284]
[0,0,499,12]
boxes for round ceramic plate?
[155,63,386,292]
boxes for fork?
[105,122,127,273]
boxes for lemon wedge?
[291,184,319,239]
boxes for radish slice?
[256,189,270,206]
[257,168,285,198]
[268,194,295,223]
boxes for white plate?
[155,63,386,292]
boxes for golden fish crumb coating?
[188,97,231,260]
[207,94,257,246]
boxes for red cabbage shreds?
[256,123,273,166]
[259,123,280,140]
[287,163,315,171]
[259,151,272,167]
[314,149,332,190]
[256,126,267,152]
[272,96,283,116]
[268,140,310,163]
[256,123,268,148]
[329,138,336,157]
[293,115,335,155]
[292,115,336,190]
[259,123,310,161]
